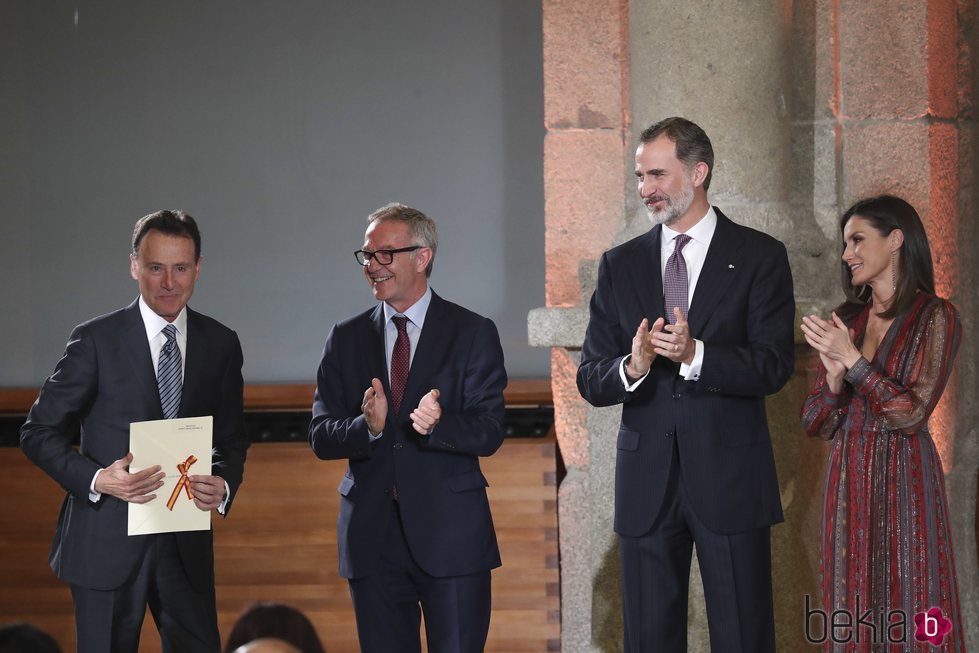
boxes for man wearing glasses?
[308,203,508,653]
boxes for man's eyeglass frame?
[354,246,423,266]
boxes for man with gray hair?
[309,203,507,652]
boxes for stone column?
[533,1,629,651]
[628,4,811,651]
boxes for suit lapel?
[179,309,203,418]
[368,304,392,401]
[399,291,445,419]
[122,300,164,418]
[632,228,666,324]
[687,210,744,335]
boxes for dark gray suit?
[309,291,507,652]
[577,209,794,652]
[21,299,247,652]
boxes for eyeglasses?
[354,246,423,266]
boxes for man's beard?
[645,178,694,226]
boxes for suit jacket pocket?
[617,427,640,451]
[448,469,489,492]
[337,475,355,496]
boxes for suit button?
[665,431,672,437]
[393,442,403,450]
[673,393,681,399]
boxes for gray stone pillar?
[537,0,630,650]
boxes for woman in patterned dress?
[800,195,964,652]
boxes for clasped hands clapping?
[94,452,226,510]
[362,378,440,436]
[626,307,695,378]
[800,312,862,392]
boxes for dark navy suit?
[577,209,794,653]
[309,290,506,652]
[20,300,247,652]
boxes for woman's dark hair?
[835,195,935,322]
[223,603,325,653]
[0,622,62,653]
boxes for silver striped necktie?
[157,324,182,419]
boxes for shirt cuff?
[217,480,231,515]
[368,430,383,442]
[619,356,649,392]
[844,356,879,394]
[679,340,704,380]
[89,469,104,503]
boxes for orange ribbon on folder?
[166,455,198,511]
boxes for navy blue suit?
[20,300,247,652]
[309,290,506,652]
[577,210,794,652]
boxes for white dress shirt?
[139,296,188,382]
[620,207,718,389]
[382,286,432,372]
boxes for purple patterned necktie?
[390,316,410,415]
[664,234,691,325]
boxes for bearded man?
[577,117,795,653]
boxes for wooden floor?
[0,440,560,652]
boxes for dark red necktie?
[390,316,410,414]
[664,234,691,324]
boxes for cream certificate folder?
[128,416,213,536]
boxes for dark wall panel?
[0,0,547,384]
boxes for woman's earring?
[891,250,897,292]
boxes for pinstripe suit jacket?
[20,300,247,591]
[308,291,506,579]
[577,209,794,535]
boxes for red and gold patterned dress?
[801,293,964,652]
